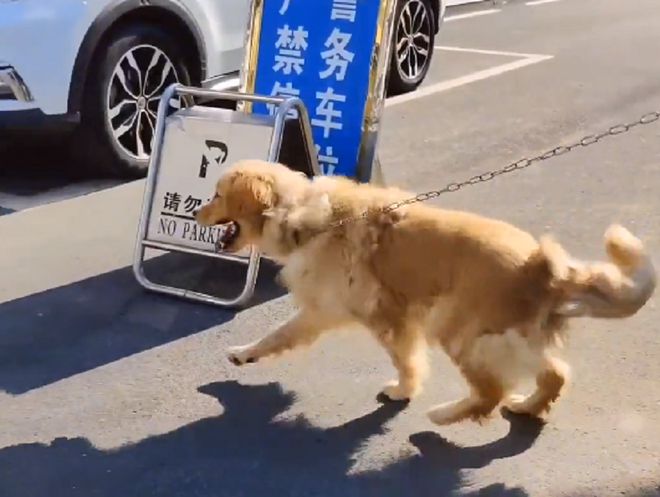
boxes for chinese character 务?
[319,28,354,81]
[311,87,346,138]
[183,196,202,214]
[273,25,309,75]
[163,192,181,211]
[331,0,357,22]
[316,144,339,175]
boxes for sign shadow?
[0,253,287,395]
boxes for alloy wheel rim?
[395,0,432,82]
[106,44,180,160]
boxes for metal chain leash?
[330,109,660,229]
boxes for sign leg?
[370,155,386,186]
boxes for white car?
[0,0,444,177]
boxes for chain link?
[330,109,660,229]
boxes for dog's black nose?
[192,209,200,217]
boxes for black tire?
[387,0,436,96]
[72,23,193,178]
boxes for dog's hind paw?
[227,345,257,366]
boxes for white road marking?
[434,45,548,59]
[386,48,553,108]
[445,0,483,6]
[526,0,562,6]
[444,9,501,22]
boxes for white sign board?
[146,106,274,253]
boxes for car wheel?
[387,0,436,96]
[73,23,192,178]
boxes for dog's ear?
[227,171,276,216]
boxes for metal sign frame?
[239,0,397,182]
[133,83,319,307]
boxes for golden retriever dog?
[195,159,656,425]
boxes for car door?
[182,0,252,79]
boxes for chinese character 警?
[316,144,339,175]
[311,87,346,138]
[319,28,355,81]
[273,24,309,75]
[183,195,202,214]
[163,192,181,212]
[331,0,357,22]
[266,81,300,117]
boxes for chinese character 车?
[273,24,309,75]
[311,87,346,138]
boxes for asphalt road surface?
[1,1,659,496]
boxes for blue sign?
[251,0,382,178]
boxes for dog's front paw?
[380,381,414,402]
[504,394,531,413]
[503,393,547,417]
[227,345,258,366]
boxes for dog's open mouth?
[215,221,240,252]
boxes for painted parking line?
[526,0,562,6]
[445,8,501,22]
[386,47,554,108]
[433,45,552,59]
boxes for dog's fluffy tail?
[539,225,656,318]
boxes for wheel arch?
[432,0,443,33]
[68,0,205,114]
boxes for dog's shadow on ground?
[0,380,543,497]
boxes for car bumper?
[0,69,238,133]
[0,0,89,117]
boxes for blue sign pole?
[240,0,396,181]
